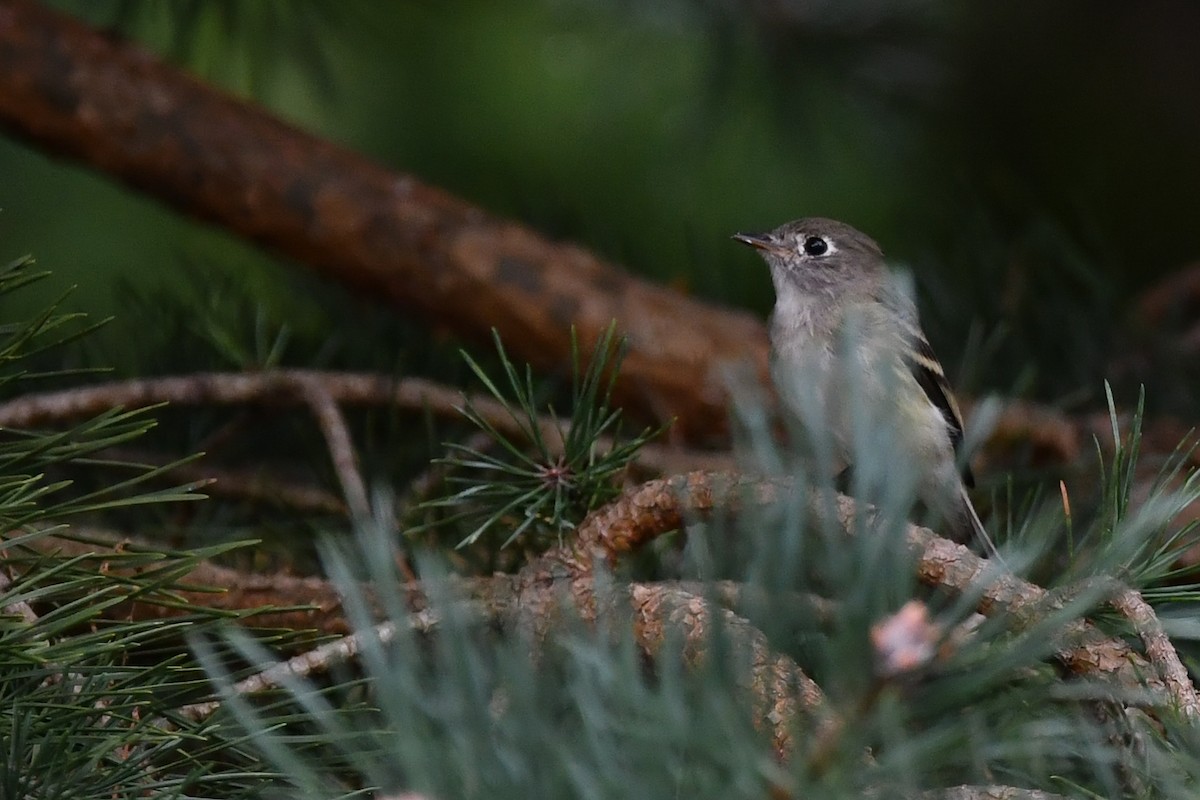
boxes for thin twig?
[167,593,483,739]
[295,375,371,522]
[0,569,37,624]
[176,609,441,725]
[1110,585,1200,718]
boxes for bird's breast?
[769,299,953,463]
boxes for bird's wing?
[906,333,974,488]
[876,273,975,487]
[878,271,979,489]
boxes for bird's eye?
[803,236,829,256]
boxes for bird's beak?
[732,232,782,254]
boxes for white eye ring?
[800,235,837,257]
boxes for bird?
[733,217,998,557]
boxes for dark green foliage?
[0,260,293,797]
[420,323,662,549]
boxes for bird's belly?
[772,340,954,473]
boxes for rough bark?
[0,0,769,441]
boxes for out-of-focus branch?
[0,0,768,441]
[294,374,370,520]
[0,369,736,476]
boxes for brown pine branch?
[0,369,734,477]
[507,473,824,758]
[1110,585,1200,719]
[535,471,1189,709]
[1,370,1190,513]
[23,470,1193,719]
[0,371,470,428]
[626,582,831,757]
[559,470,780,571]
[24,470,1196,762]
[832,494,1185,704]
[0,0,768,440]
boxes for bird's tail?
[959,484,1003,563]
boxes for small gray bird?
[733,217,997,556]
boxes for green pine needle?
[418,322,663,549]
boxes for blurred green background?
[3,0,1199,410]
